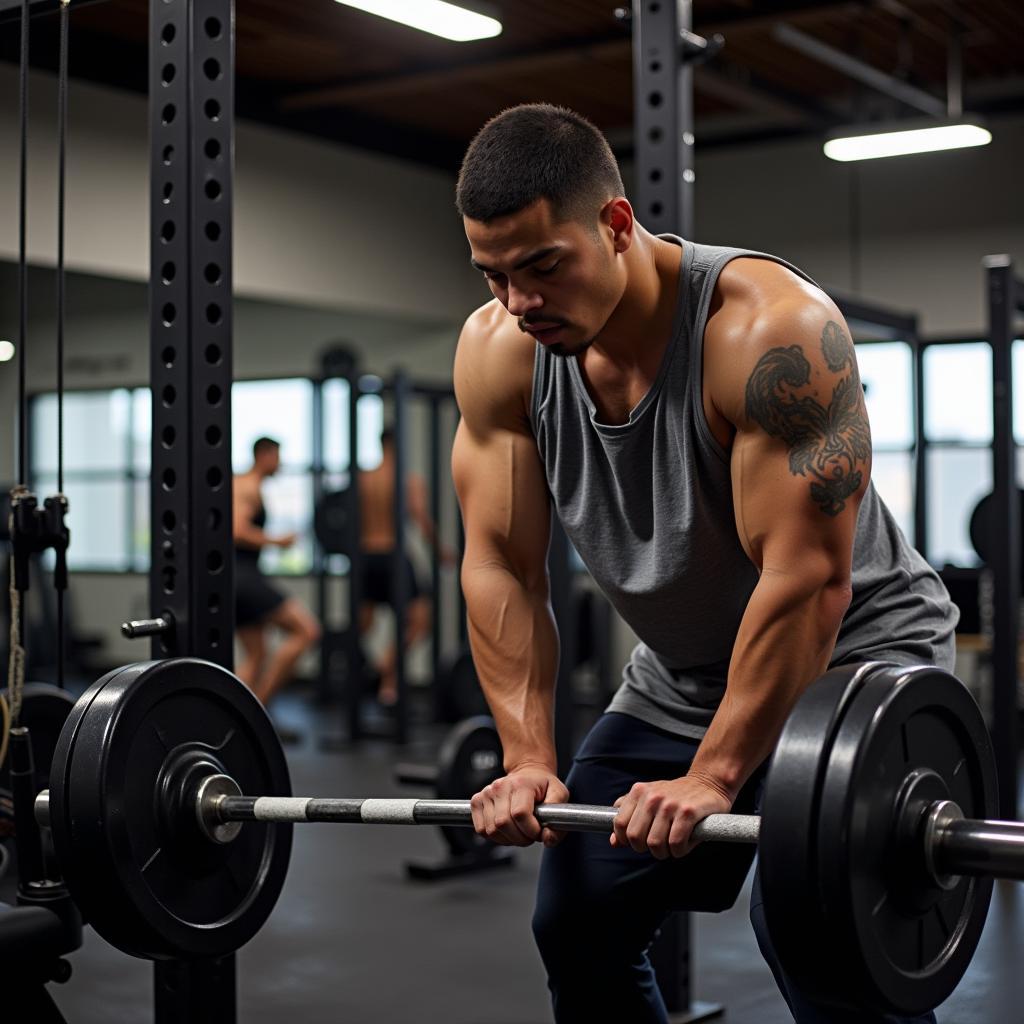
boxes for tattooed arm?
[677,292,870,809]
[609,282,874,859]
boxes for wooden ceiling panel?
[1,0,1019,169]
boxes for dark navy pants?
[532,712,938,1024]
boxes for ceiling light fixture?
[0,340,14,362]
[334,0,501,42]
[824,118,992,162]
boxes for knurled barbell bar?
[165,778,1022,883]
[29,657,1013,1015]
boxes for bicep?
[729,311,870,581]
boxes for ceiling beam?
[280,35,631,113]
[773,22,948,116]
[697,62,843,123]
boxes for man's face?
[464,198,626,358]
[258,447,281,476]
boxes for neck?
[590,227,681,367]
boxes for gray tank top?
[530,238,958,739]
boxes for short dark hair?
[253,436,280,458]
[455,104,624,224]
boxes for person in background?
[359,427,455,706]
[233,436,321,707]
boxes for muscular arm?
[614,290,869,857]
[691,301,869,801]
[452,311,559,775]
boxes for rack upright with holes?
[148,1,237,1020]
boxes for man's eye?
[484,272,505,284]
[536,262,560,276]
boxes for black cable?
[55,0,69,690]
[57,1,68,499]
[17,0,29,488]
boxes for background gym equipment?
[984,256,1024,822]
[394,715,512,879]
[30,657,1022,1016]
[313,350,459,744]
[0,683,75,870]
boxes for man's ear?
[599,197,635,254]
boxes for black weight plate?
[50,659,292,960]
[968,490,1024,584]
[814,664,996,1015]
[438,649,489,723]
[435,716,503,856]
[0,682,77,841]
[759,663,881,1005]
[314,490,351,555]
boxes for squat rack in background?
[985,254,1024,822]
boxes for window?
[233,379,315,574]
[31,389,149,571]
[922,343,993,567]
[29,378,382,574]
[918,339,1024,568]
[855,340,914,540]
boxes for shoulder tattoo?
[743,320,871,517]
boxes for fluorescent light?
[824,118,991,162]
[335,0,501,42]
[0,340,14,362]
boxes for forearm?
[462,561,559,774]
[234,525,271,548]
[688,571,852,801]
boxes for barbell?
[27,657,1020,1015]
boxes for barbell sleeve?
[932,815,1024,881]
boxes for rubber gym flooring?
[12,690,1024,1024]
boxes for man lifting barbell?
[451,104,958,1023]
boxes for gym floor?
[14,691,1024,1024]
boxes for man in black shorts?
[233,437,321,705]
[358,428,453,705]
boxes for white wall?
[0,65,482,320]
[692,113,1024,335]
